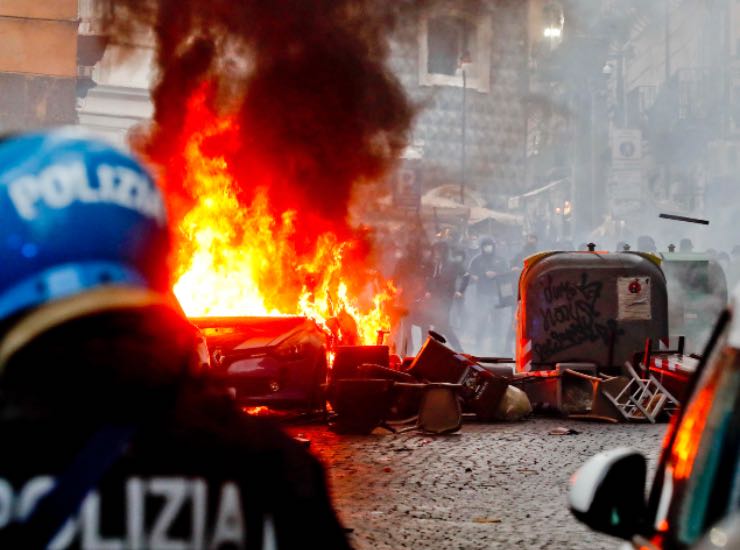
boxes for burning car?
[191,316,328,410]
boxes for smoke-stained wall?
[390,0,528,205]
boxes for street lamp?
[459,50,472,205]
[542,2,564,49]
[554,200,572,240]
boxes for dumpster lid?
[659,252,713,263]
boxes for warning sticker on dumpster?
[617,277,651,320]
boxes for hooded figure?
[468,238,509,296]
[0,129,350,549]
[467,238,510,353]
[637,235,657,253]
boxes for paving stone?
[288,418,665,549]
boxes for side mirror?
[568,447,647,539]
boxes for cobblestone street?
[289,418,667,550]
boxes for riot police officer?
[0,129,351,549]
[467,237,509,353]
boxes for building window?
[427,16,475,76]
[418,7,492,93]
[541,2,564,49]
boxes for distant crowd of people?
[383,229,540,357]
[379,224,740,358]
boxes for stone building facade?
[2,0,530,213]
[389,0,529,208]
[0,0,148,143]
[0,1,80,131]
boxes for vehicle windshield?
[660,315,740,546]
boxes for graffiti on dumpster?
[534,272,622,360]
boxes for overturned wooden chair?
[394,383,463,434]
[601,362,680,423]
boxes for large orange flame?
[169,89,395,345]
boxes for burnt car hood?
[190,316,320,355]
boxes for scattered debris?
[293,437,311,448]
[548,426,580,436]
[658,213,709,225]
[561,369,628,423]
[392,382,463,434]
[494,385,532,421]
[602,362,681,423]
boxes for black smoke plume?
[99,0,415,240]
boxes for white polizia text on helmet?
[6,162,166,225]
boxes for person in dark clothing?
[468,238,509,353]
[422,242,467,350]
[0,129,350,549]
[448,247,469,331]
[637,235,657,253]
[393,243,433,308]
[511,233,539,269]
[391,241,433,355]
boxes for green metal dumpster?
[659,252,727,353]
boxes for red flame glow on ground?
[168,89,395,345]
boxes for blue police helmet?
[0,127,170,323]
